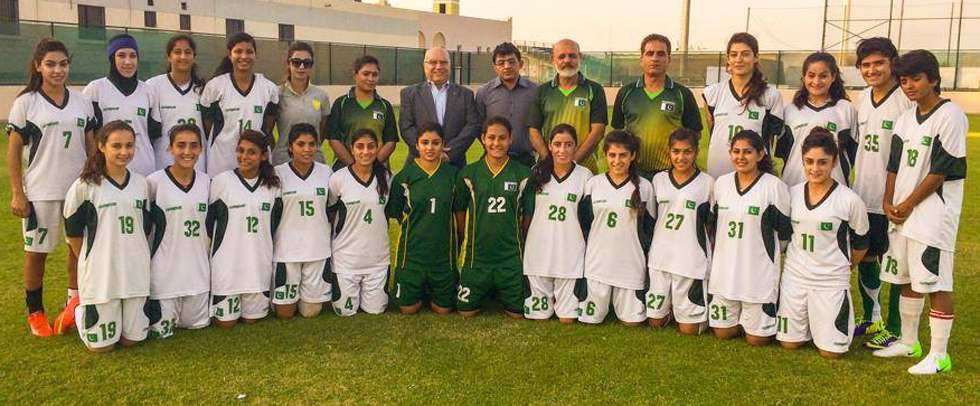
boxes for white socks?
[899,295,925,347]
[928,310,954,357]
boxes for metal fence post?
[327,42,333,85]
[717,52,723,83]
[776,51,783,87]
[393,47,399,85]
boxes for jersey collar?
[804,180,838,210]
[550,72,587,88]
[415,158,441,178]
[727,79,743,102]
[634,75,675,91]
[105,169,131,190]
[804,98,839,112]
[552,163,576,183]
[165,166,196,193]
[734,171,763,196]
[350,167,376,188]
[669,168,700,189]
[915,98,950,125]
[871,83,901,109]
[167,73,193,96]
[289,161,314,181]
[484,157,510,178]
[38,87,70,110]
[231,74,256,98]
[605,173,631,189]
[234,168,262,192]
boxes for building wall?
[16,0,511,50]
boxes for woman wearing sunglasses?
[271,42,330,166]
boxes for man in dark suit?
[399,47,480,168]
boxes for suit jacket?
[399,81,479,168]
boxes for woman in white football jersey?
[83,34,156,177]
[703,32,785,178]
[273,123,334,319]
[708,129,792,346]
[146,124,211,338]
[522,124,593,323]
[777,52,858,186]
[8,39,96,337]
[64,120,152,352]
[328,128,391,317]
[646,128,714,335]
[777,129,869,358]
[147,35,206,172]
[206,130,282,328]
[579,130,655,326]
[201,32,279,177]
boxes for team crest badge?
[87,333,98,343]
[661,101,676,112]
[921,136,932,147]
[76,118,85,127]
[313,99,321,110]
[379,196,387,204]
[316,187,326,196]
[625,199,633,208]
[199,203,207,212]
[826,122,837,131]
[686,200,696,210]
[373,111,385,121]
[136,107,147,117]
[882,120,894,130]
[748,206,759,216]
[566,193,577,202]
[748,110,760,120]
[573,97,588,107]
[261,202,271,211]
[254,105,264,114]
[24,236,33,246]
[821,222,833,231]
[135,200,144,209]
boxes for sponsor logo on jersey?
[316,187,326,196]
[748,110,760,120]
[42,121,59,128]
[161,105,177,110]
[165,205,182,212]
[715,112,729,118]
[820,222,834,231]
[77,118,85,127]
[372,111,385,121]
[283,190,297,196]
[98,202,117,209]
[573,97,588,107]
[921,136,932,147]
[833,341,849,346]
[261,202,271,211]
[882,120,894,130]
[103,106,120,112]
[793,123,808,130]
[748,206,760,216]
[660,101,676,112]
[685,200,696,210]
[254,105,264,114]
[826,122,837,131]
[137,107,147,117]
[228,204,246,209]
[198,203,207,212]
[566,193,577,202]
[504,182,518,192]
[224,107,240,112]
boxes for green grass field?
[1,115,979,405]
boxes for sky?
[391,0,980,52]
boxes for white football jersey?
[583,174,656,290]
[853,85,915,214]
[64,172,151,305]
[6,89,95,201]
[146,73,206,172]
[274,161,334,262]
[708,172,791,304]
[83,77,155,176]
[648,170,714,280]
[329,167,391,275]
[889,100,967,252]
[778,99,858,186]
[784,182,870,290]
[208,170,282,296]
[703,80,785,178]
[200,73,279,177]
[523,164,593,279]
[147,168,211,299]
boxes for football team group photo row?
[6,28,965,376]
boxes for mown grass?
[0,114,978,405]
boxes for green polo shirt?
[611,76,702,174]
[325,88,399,149]
[526,73,608,172]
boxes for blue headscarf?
[107,34,139,95]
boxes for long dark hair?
[801,127,839,160]
[212,32,256,78]
[165,34,204,92]
[351,128,389,197]
[80,120,135,185]
[731,129,775,174]
[726,32,768,108]
[531,123,577,193]
[285,41,314,83]
[20,38,70,96]
[603,130,643,214]
[238,129,280,188]
[792,52,848,108]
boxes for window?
[144,11,157,28]
[225,18,244,36]
[78,4,106,27]
[147,0,154,5]
[278,24,294,41]
[180,14,191,30]
[0,0,18,22]
[439,3,446,13]
[181,2,187,10]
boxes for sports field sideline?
[1,114,979,404]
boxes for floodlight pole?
[745,7,751,32]
[897,0,906,50]
[821,0,828,51]
[954,0,964,88]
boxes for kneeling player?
[146,124,211,337]
[387,122,458,315]
[454,116,532,319]
[646,128,713,334]
[65,121,152,352]
[579,131,654,326]
[328,129,392,316]
[273,124,334,319]
[777,129,869,358]
[522,124,592,323]
[873,50,966,375]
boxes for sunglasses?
[288,58,314,68]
